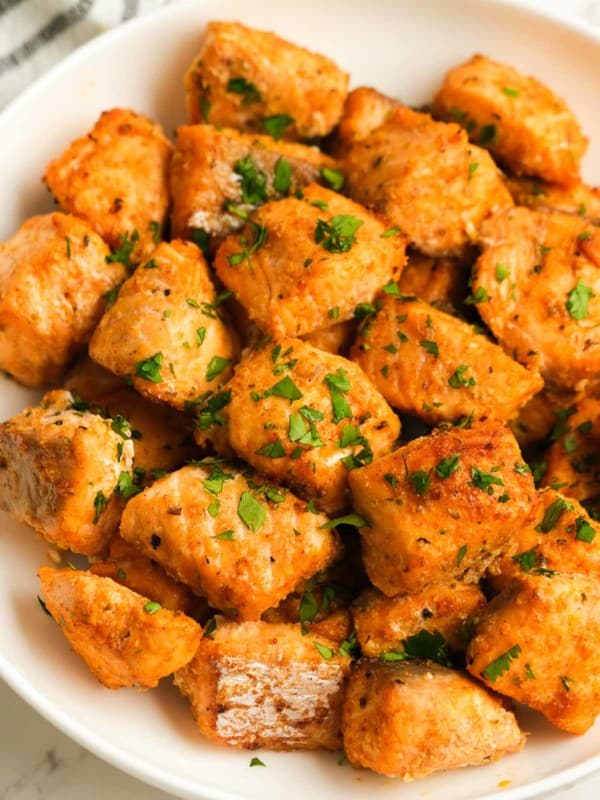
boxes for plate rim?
[1,1,600,798]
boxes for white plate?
[1,1,600,798]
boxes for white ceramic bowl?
[1,1,600,798]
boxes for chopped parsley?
[315,215,363,253]
[468,162,479,181]
[273,157,292,195]
[194,389,232,431]
[495,263,509,282]
[435,454,461,479]
[249,757,266,768]
[320,167,345,192]
[256,439,286,458]
[263,375,303,403]
[144,600,162,615]
[566,280,594,320]
[321,513,368,529]
[115,471,141,500]
[261,114,293,140]
[502,87,520,97]
[448,364,476,388]
[465,286,489,305]
[512,549,538,572]
[105,230,139,270]
[380,630,454,668]
[419,339,439,358]
[227,76,262,105]
[135,352,163,383]
[575,516,596,543]
[380,226,402,238]
[535,496,572,533]
[212,530,235,541]
[313,641,336,660]
[227,220,268,267]
[237,491,266,531]
[469,466,504,494]
[234,155,268,205]
[408,470,430,496]
[479,124,497,146]
[191,228,210,255]
[93,490,109,523]
[149,220,161,244]
[456,544,468,566]
[201,461,235,496]
[482,644,521,683]
[205,356,231,383]
[324,368,352,422]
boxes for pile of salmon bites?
[2,20,600,781]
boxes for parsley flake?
[566,280,594,320]
[237,491,266,531]
[261,114,293,140]
[482,644,521,682]
[320,167,345,191]
[135,353,163,383]
[206,356,231,383]
[315,215,363,253]
[227,76,262,105]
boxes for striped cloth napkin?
[0,0,172,109]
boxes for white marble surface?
[2,1,600,799]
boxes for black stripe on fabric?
[0,0,25,17]
[122,0,139,22]
[0,0,95,76]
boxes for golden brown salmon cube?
[65,357,195,474]
[353,583,486,658]
[44,108,172,264]
[504,175,600,223]
[474,208,600,389]
[90,536,195,613]
[509,388,566,449]
[333,86,398,150]
[302,320,355,356]
[170,124,340,242]
[89,240,239,411]
[119,461,341,619]
[0,213,122,387]
[350,297,543,425]
[214,183,406,339]
[433,54,587,184]
[348,420,536,596]
[0,390,133,555]
[397,252,469,313]
[467,572,600,734]
[184,21,348,140]
[209,338,399,515]
[341,106,513,257]
[174,619,350,750]
[342,660,524,779]
[38,567,200,690]
[541,397,600,500]
[487,490,600,591]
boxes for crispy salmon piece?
[396,252,469,313]
[89,240,239,411]
[333,86,398,151]
[504,175,600,223]
[38,567,200,690]
[541,396,600,500]
[342,660,524,779]
[65,357,195,474]
[433,54,587,183]
[119,461,341,619]
[0,213,122,387]
[487,489,600,590]
[348,420,536,595]
[209,338,399,515]
[0,390,133,555]
[341,106,513,257]
[90,536,195,613]
[474,207,600,390]
[353,583,486,658]
[44,108,172,264]
[350,296,543,425]
[214,183,406,339]
[174,619,350,750]
[184,21,348,140]
[170,124,339,242]
[467,572,600,734]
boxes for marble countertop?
[2,1,600,799]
